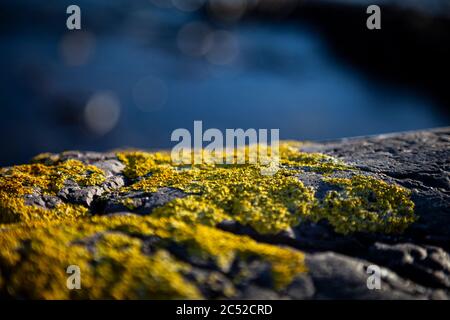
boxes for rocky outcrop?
[0,128,448,299]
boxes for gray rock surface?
[98,188,187,215]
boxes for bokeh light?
[84,91,121,135]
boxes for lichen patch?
[0,142,417,299]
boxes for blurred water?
[0,1,448,165]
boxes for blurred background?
[0,0,449,166]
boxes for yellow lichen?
[0,159,105,224]
[0,215,306,298]
[117,142,413,235]
[0,142,418,299]
[313,175,416,234]
[279,142,351,173]
[147,167,316,234]
[117,151,172,179]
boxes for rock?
[368,243,450,289]
[300,127,450,250]
[91,159,125,176]
[58,175,126,207]
[238,285,286,300]
[99,187,187,215]
[304,252,439,299]
[24,193,62,209]
[285,275,316,299]
[0,128,449,299]
[58,184,104,207]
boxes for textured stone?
[300,128,450,249]
[1,128,449,299]
[98,187,187,215]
